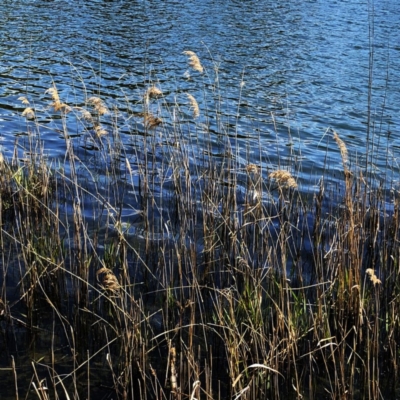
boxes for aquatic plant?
[0,50,399,400]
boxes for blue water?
[0,0,399,189]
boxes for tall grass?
[0,51,399,400]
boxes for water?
[0,0,399,192]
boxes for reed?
[0,50,399,400]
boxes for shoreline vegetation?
[0,51,399,400]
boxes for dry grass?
[0,57,399,400]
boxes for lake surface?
[0,0,399,194]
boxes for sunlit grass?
[0,52,399,400]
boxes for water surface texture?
[0,0,399,188]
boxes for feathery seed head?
[45,87,60,102]
[183,50,204,73]
[97,267,120,292]
[269,169,297,188]
[366,268,381,285]
[144,113,162,129]
[18,96,30,105]
[333,130,349,167]
[146,86,163,99]
[88,96,109,115]
[186,93,200,118]
[22,107,35,119]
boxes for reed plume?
[183,50,204,73]
[18,96,30,105]
[45,86,71,113]
[186,93,200,118]
[19,96,35,119]
[246,164,260,174]
[97,267,120,292]
[146,86,163,99]
[269,169,297,188]
[144,112,162,129]
[21,107,35,119]
[366,268,382,285]
[333,130,348,171]
[88,96,109,116]
[94,124,107,137]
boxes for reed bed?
[0,52,399,400]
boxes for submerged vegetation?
[0,50,399,400]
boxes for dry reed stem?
[269,169,297,188]
[0,299,5,316]
[169,345,178,398]
[183,50,204,73]
[186,93,200,118]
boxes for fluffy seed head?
[45,87,60,102]
[97,267,120,291]
[18,96,30,105]
[186,93,200,118]
[88,97,109,115]
[22,107,35,119]
[333,130,348,167]
[183,50,204,73]
[269,170,297,188]
[146,86,163,99]
[144,113,162,129]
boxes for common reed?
[269,169,298,189]
[0,53,399,400]
[186,93,200,118]
[183,50,204,73]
